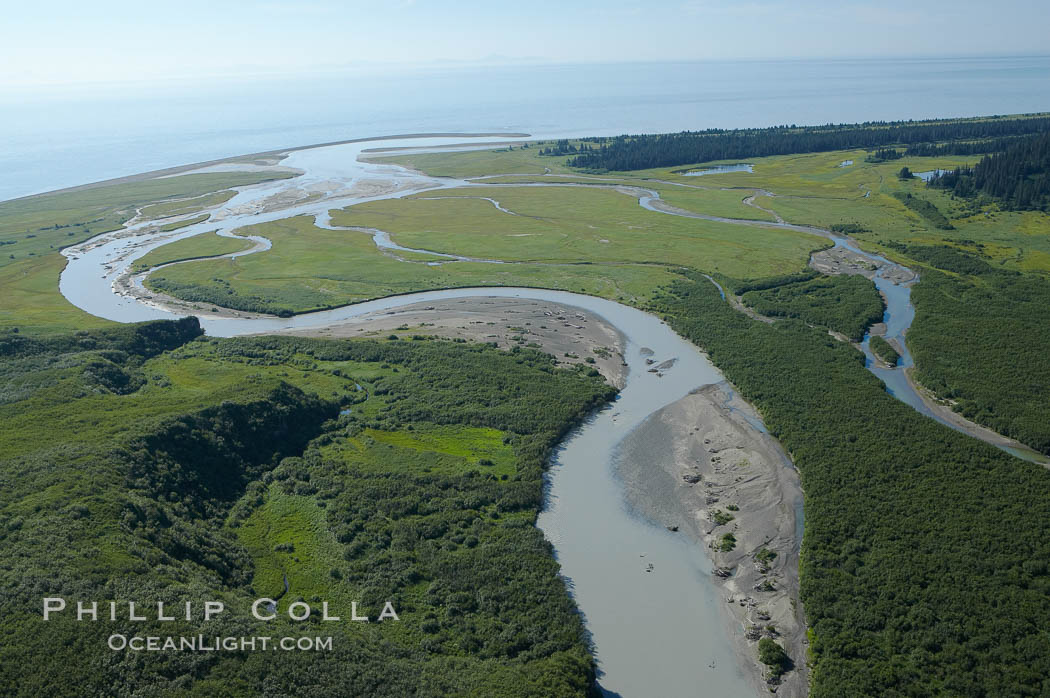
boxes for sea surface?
[3,55,1050,201]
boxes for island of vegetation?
[868,334,900,366]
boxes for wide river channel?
[56,134,1043,696]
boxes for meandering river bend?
[56,134,1044,696]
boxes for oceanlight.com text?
[107,635,333,651]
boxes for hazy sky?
[3,0,1048,87]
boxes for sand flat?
[618,382,807,696]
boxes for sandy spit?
[8,132,530,204]
[617,383,808,696]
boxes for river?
[56,134,1043,695]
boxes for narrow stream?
[639,194,1047,464]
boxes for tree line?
[565,115,1050,171]
[927,132,1050,210]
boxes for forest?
[652,273,1050,697]
[0,320,615,696]
[926,132,1050,210]
[906,269,1050,455]
[566,114,1050,171]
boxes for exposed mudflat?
[617,383,807,696]
[278,296,627,388]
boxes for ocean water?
[3,55,1050,201]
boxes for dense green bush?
[741,274,884,341]
[892,192,954,230]
[908,268,1050,454]
[868,335,899,366]
[758,637,791,678]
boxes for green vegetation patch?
[1,321,616,695]
[322,425,516,479]
[0,256,114,335]
[650,186,776,221]
[758,637,792,679]
[132,230,253,272]
[908,268,1050,454]
[237,484,347,606]
[145,214,679,314]
[741,273,884,341]
[333,185,818,278]
[157,212,210,232]
[892,191,954,230]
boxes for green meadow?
[332,185,816,273]
[132,230,254,272]
[368,141,576,178]
[144,214,681,314]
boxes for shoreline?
[6,132,530,204]
[616,382,807,696]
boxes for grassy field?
[145,214,681,314]
[145,180,823,315]
[322,424,518,479]
[377,143,1048,273]
[334,185,817,274]
[237,484,350,605]
[368,141,576,178]
[653,184,776,221]
[634,149,1050,272]
[132,230,253,272]
[0,255,113,335]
